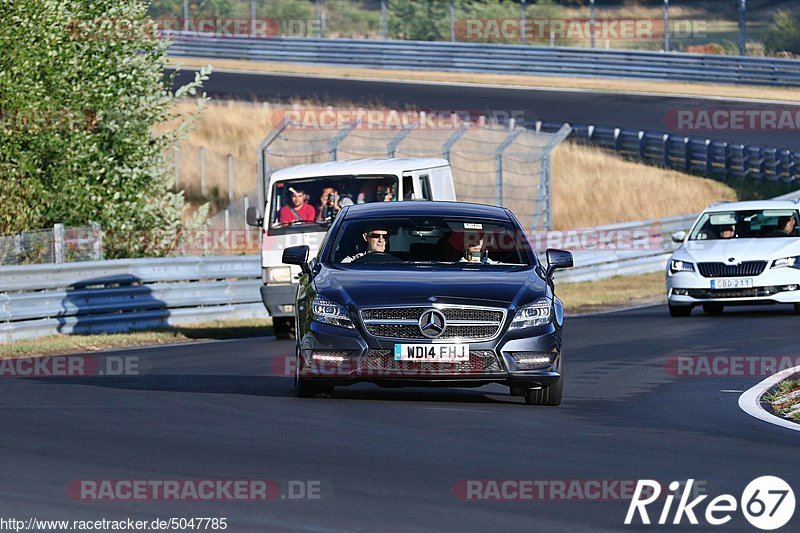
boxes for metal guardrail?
[532,120,800,184]
[0,256,266,342]
[166,34,800,87]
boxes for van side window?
[402,175,415,200]
[419,174,432,200]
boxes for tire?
[795,304,800,315]
[668,303,692,317]
[524,379,562,406]
[294,348,333,398]
[273,317,296,340]
[524,354,563,406]
[703,303,724,315]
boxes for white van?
[246,157,457,338]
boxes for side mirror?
[246,206,263,227]
[545,248,574,278]
[671,230,686,243]
[282,245,311,276]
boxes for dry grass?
[557,272,665,314]
[551,142,736,229]
[0,319,272,358]
[169,100,737,229]
[166,57,800,104]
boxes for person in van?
[278,186,316,224]
[316,186,341,223]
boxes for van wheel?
[273,317,296,340]
[669,304,692,317]
[703,303,724,315]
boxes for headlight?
[509,299,552,330]
[669,260,695,274]
[265,266,292,283]
[772,256,800,269]
[311,296,355,329]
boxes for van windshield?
[268,175,398,234]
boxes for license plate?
[393,344,470,362]
[711,278,754,289]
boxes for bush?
[0,0,210,258]
[764,10,800,55]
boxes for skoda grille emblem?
[728,257,736,263]
[419,309,446,339]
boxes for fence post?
[174,146,181,190]
[662,134,671,167]
[53,223,65,264]
[450,0,455,42]
[684,137,691,172]
[316,0,323,38]
[91,222,102,261]
[495,128,525,207]
[613,128,621,152]
[381,0,388,39]
[589,0,596,49]
[738,0,747,56]
[227,154,234,202]
[638,130,645,161]
[250,0,257,37]
[224,209,230,249]
[182,0,190,32]
[663,0,670,52]
[199,146,206,196]
[520,0,526,45]
[705,139,713,176]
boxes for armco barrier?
[0,255,266,342]
[165,35,800,87]
[534,121,800,184]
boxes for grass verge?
[558,271,665,315]
[0,319,272,358]
[166,56,800,104]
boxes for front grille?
[686,287,777,299]
[697,261,767,278]
[362,349,502,374]
[359,305,505,341]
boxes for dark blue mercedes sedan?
[282,201,573,405]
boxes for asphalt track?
[169,69,800,151]
[2,304,798,531]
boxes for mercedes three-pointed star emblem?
[418,309,446,339]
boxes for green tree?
[0,0,210,257]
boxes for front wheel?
[273,317,296,340]
[669,303,692,317]
[794,304,800,315]
[524,378,563,406]
[294,349,333,398]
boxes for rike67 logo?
[625,477,795,530]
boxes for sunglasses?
[367,233,388,240]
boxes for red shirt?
[278,202,316,224]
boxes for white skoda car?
[666,200,800,316]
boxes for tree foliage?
[764,10,800,55]
[0,0,210,257]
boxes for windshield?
[268,175,398,234]
[326,216,533,266]
[689,209,800,240]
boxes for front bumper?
[296,319,562,389]
[260,283,297,317]
[666,268,800,306]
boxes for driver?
[458,230,497,264]
[341,225,389,263]
[278,186,316,224]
